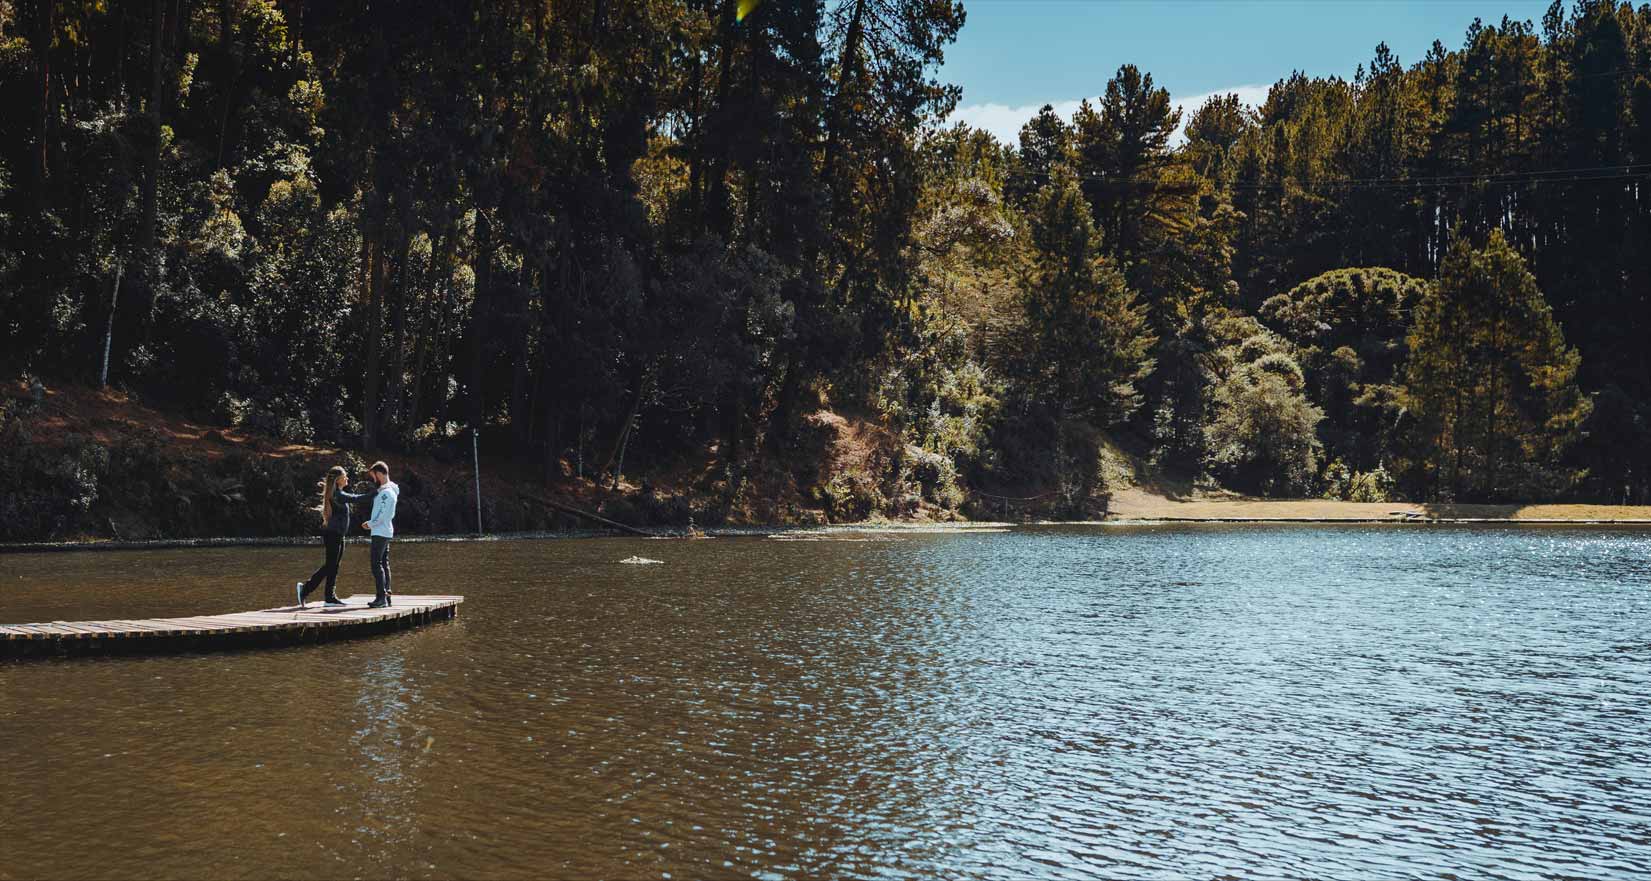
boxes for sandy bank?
[1105,488,1651,523]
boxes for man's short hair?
[369,461,389,475]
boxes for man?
[362,461,400,608]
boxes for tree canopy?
[2,0,1649,511]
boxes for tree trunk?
[509,269,533,454]
[432,353,452,439]
[767,351,802,452]
[215,0,240,169]
[686,47,704,218]
[361,234,384,451]
[406,233,451,436]
[173,0,191,64]
[138,0,169,340]
[32,0,55,191]
[603,372,645,476]
[739,19,764,243]
[1483,305,1505,501]
[139,0,166,255]
[700,0,739,235]
[466,211,493,431]
[278,0,305,60]
[821,0,867,227]
[383,225,413,443]
[723,384,745,471]
[540,356,559,484]
[100,259,126,387]
[538,271,561,483]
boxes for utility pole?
[472,427,483,535]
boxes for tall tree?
[1071,64,1182,269]
[1013,165,1154,426]
[1404,230,1589,500]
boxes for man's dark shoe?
[366,598,389,609]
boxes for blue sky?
[943,0,1557,143]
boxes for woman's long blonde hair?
[319,466,347,526]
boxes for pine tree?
[1404,230,1590,500]
[1014,165,1154,426]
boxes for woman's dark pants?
[301,533,345,603]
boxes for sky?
[943,0,1558,144]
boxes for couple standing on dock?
[296,461,399,609]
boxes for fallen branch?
[519,493,657,537]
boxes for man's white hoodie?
[367,481,399,538]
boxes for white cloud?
[948,99,1089,146]
[947,84,1272,147]
[1170,84,1272,141]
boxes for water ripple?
[2,526,1650,878]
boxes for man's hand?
[362,522,371,531]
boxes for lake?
[2,525,1649,879]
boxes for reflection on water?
[350,650,416,871]
[3,526,1651,879]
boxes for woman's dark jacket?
[324,488,371,535]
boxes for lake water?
[2,525,1650,879]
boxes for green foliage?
[1322,459,1396,502]
[1013,165,1155,425]
[3,0,1650,540]
[1206,348,1325,497]
[1261,267,1426,472]
[921,362,999,464]
[1322,459,1352,499]
[820,468,884,523]
[1347,466,1396,503]
[1404,230,1590,501]
[901,444,966,511]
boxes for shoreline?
[1100,488,1651,525]
[0,521,1019,554]
[6,511,1651,554]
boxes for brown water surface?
[2,526,1650,879]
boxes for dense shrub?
[1322,458,1395,502]
[1348,466,1395,503]
[902,444,966,511]
[1206,354,1324,497]
[820,469,884,522]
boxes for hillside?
[8,378,1650,546]
[0,379,971,543]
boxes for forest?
[1,0,1649,539]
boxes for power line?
[993,162,1651,193]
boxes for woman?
[295,466,370,607]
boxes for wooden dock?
[0,594,463,659]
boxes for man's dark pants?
[370,536,393,604]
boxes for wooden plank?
[105,620,183,636]
[76,622,136,638]
[47,623,106,637]
[0,625,40,637]
[5,624,73,637]
[27,623,86,636]
[81,621,153,636]
[167,620,234,633]
[208,614,286,630]
[160,617,245,632]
